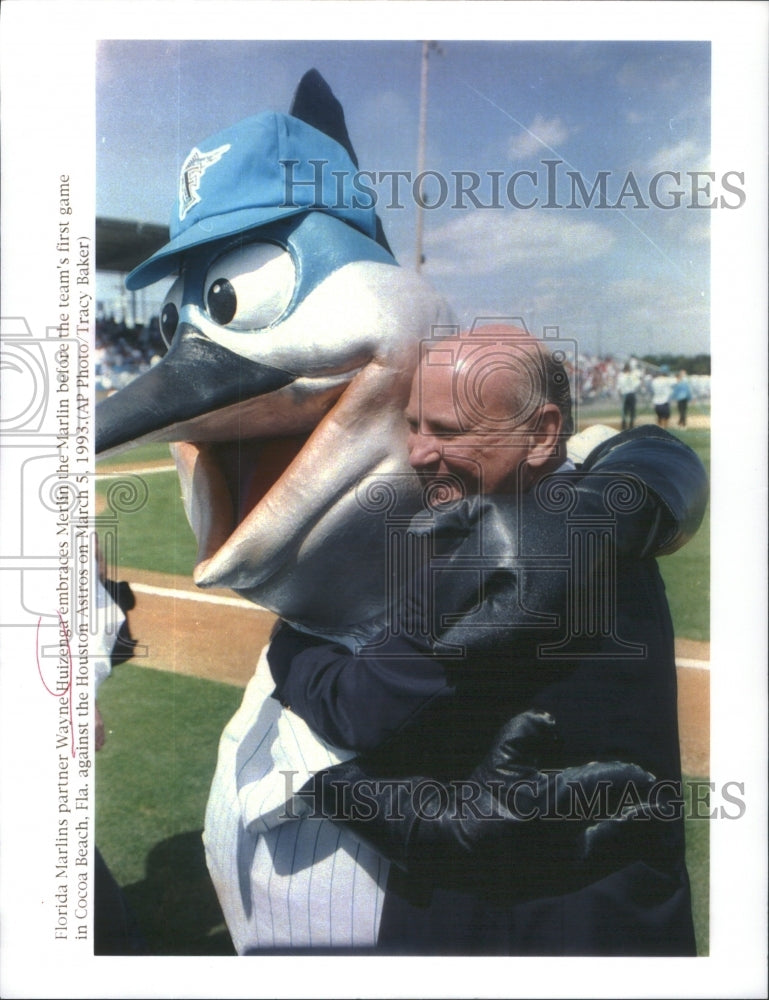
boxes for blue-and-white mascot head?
[97,71,456,640]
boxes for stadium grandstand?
[95,217,169,393]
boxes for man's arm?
[268,624,454,752]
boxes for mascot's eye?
[160,302,179,340]
[159,277,184,347]
[203,242,295,331]
[207,279,237,325]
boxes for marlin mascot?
[96,71,708,954]
[97,72,451,640]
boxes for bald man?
[405,329,571,497]
[266,327,707,955]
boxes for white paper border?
[1,2,766,998]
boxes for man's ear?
[526,404,563,467]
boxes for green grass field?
[653,426,710,642]
[96,667,240,955]
[95,423,711,956]
[98,456,198,576]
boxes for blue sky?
[96,39,712,357]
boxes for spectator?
[617,361,642,430]
[671,369,693,429]
[651,365,673,428]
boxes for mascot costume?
[96,71,708,955]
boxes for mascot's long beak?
[95,326,297,455]
[95,259,456,634]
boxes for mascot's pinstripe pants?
[203,647,389,952]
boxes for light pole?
[415,41,442,273]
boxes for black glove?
[297,711,670,899]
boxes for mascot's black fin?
[290,68,359,166]
[290,68,393,257]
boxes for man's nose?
[407,430,442,469]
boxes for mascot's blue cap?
[126,111,377,290]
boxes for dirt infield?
[580,412,710,432]
[676,659,710,777]
[113,567,710,777]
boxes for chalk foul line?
[129,581,268,613]
[127,584,709,670]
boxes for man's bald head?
[446,327,573,437]
[404,327,573,500]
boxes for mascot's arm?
[270,425,709,754]
[298,710,669,897]
[580,425,709,557]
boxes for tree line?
[640,354,711,375]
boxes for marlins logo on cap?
[126,111,378,291]
[178,144,232,221]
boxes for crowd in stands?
[95,316,167,392]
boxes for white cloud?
[616,52,704,95]
[602,275,709,342]
[357,89,413,132]
[661,213,710,246]
[508,114,571,161]
[427,242,709,356]
[686,220,710,245]
[644,139,710,176]
[423,209,615,277]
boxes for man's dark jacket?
[269,427,709,955]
